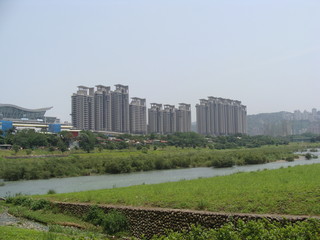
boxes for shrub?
[30,199,51,210]
[47,189,56,194]
[103,210,128,234]
[84,205,106,226]
[26,149,32,155]
[211,156,235,168]
[305,153,312,160]
[285,156,294,162]
[84,206,128,234]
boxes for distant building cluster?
[196,97,247,135]
[293,108,320,122]
[71,85,192,134]
[71,85,248,136]
[148,103,191,134]
[248,108,320,136]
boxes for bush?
[103,210,128,234]
[211,156,235,168]
[30,199,51,210]
[25,149,32,155]
[47,189,56,194]
[84,205,106,226]
[84,206,128,234]
[305,153,312,160]
[285,156,294,162]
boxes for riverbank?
[0,144,312,182]
[1,156,319,197]
[41,163,320,216]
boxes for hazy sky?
[1,0,319,122]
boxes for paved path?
[0,208,48,231]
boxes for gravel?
[0,208,49,231]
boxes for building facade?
[72,84,145,134]
[111,84,130,133]
[129,98,147,134]
[176,103,191,132]
[71,86,95,130]
[163,105,176,134]
[94,85,111,131]
[148,103,163,134]
[196,97,247,136]
[148,103,192,134]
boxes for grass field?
[42,163,320,216]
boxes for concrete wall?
[53,202,315,239]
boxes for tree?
[78,131,96,153]
[12,144,20,154]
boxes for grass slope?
[43,163,320,216]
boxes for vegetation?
[0,128,319,181]
[0,143,309,181]
[1,127,312,153]
[152,220,320,240]
[2,219,320,240]
[41,163,320,216]
[4,196,128,236]
[0,225,114,240]
[0,226,69,240]
[84,206,128,234]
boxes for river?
[0,152,319,197]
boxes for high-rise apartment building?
[111,84,130,133]
[176,103,191,132]
[163,105,176,134]
[94,85,111,131]
[72,84,135,133]
[148,103,163,134]
[196,97,247,136]
[71,86,95,130]
[148,103,192,134]
[129,98,147,134]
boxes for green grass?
[0,226,68,240]
[0,226,113,240]
[7,205,97,230]
[42,163,320,216]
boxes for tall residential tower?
[196,97,247,136]
[71,86,95,130]
[129,97,147,134]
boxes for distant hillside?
[248,110,320,136]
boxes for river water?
[0,152,319,197]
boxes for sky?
[0,0,319,122]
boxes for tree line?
[1,127,317,154]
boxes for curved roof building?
[0,104,53,121]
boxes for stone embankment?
[54,201,319,239]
